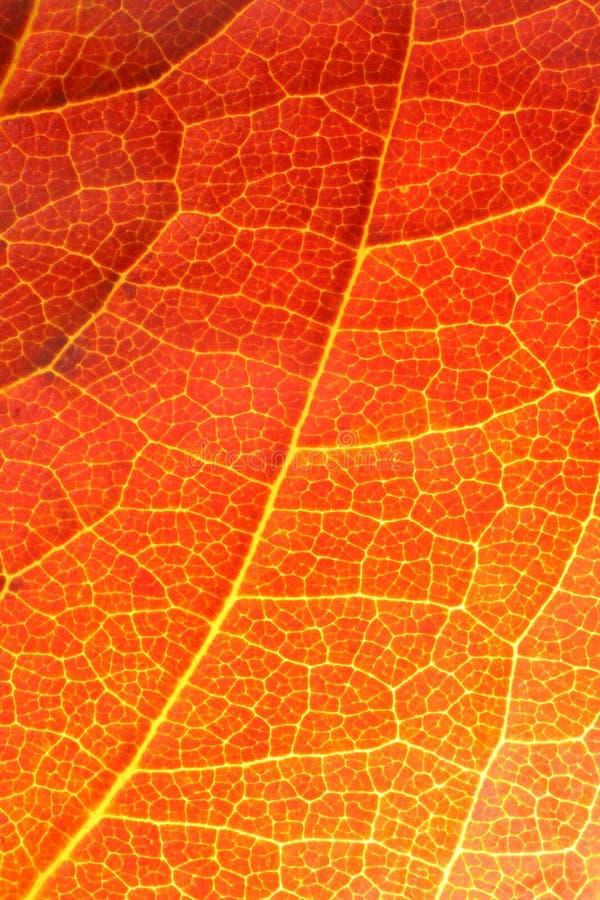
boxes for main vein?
[25,5,416,896]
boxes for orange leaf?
[1,0,599,897]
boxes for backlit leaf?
[1,0,599,897]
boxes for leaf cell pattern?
[0,0,599,897]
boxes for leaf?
[1,0,599,897]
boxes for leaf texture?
[0,0,599,897]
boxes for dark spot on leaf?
[30,332,68,369]
[54,341,85,377]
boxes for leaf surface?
[1,0,599,897]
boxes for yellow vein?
[0,0,42,99]
[24,6,417,896]
[433,480,600,899]
[0,0,254,124]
